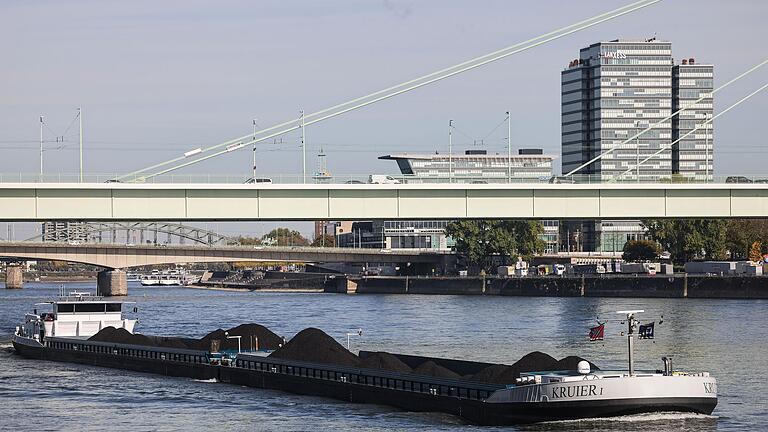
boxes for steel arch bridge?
[25,222,237,246]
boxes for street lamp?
[346,328,363,350]
[224,331,242,354]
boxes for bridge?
[25,221,237,246]
[1,182,768,220]
[0,242,450,296]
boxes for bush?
[622,240,661,262]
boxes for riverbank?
[0,271,97,283]
[328,274,768,299]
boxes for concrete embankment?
[327,275,768,299]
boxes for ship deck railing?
[236,353,503,401]
[44,336,503,401]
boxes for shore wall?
[329,275,768,299]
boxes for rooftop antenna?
[617,309,644,376]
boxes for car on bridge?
[244,177,273,184]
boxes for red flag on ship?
[589,323,605,341]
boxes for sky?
[1,0,767,238]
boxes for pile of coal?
[359,352,413,373]
[88,323,284,352]
[551,355,599,372]
[268,327,360,367]
[89,327,156,347]
[469,351,599,384]
[197,323,283,351]
[413,360,461,379]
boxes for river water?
[0,282,765,431]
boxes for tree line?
[626,219,768,263]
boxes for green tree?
[261,228,309,246]
[725,219,768,260]
[641,219,728,264]
[445,220,544,273]
[622,239,661,262]
[236,236,261,246]
[311,234,336,247]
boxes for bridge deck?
[1,182,767,220]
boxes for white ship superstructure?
[16,291,135,342]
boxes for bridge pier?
[5,263,24,289]
[97,269,127,296]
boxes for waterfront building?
[672,59,714,181]
[561,38,713,251]
[379,149,554,183]
[561,38,675,181]
[378,148,559,253]
[336,220,454,251]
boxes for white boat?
[140,270,181,286]
[13,291,135,341]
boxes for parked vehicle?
[725,176,753,183]
[548,176,576,184]
[368,175,400,184]
[244,177,272,184]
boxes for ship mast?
[617,309,643,376]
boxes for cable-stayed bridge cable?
[117,0,662,181]
[613,81,768,181]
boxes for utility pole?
[39,115,44,180]
[506,111,512,183]
[78,107,83,182]
[252,119,258,179]
[300,110,306,184]
[448,120,453,183]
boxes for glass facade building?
[672,61,714,181]
[562,39,675,181]
[561,39,714,252]
[379,149,554,183]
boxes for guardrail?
[0,173,766,185]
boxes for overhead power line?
[116,0,662,181]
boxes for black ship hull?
[12,338,716,425]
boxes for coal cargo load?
[413,360,461,379]
[268,327,361,367]
[552,355,599,372]
[197,323,283,351]
[89,327,157,347]
[88,323,284,352]
[470,352,599,384]
[359,352,412,373]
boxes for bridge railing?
[0,173,765,185]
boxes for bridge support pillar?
[97,269,127,296]
[5,263,23,289]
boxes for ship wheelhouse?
[21,292,136,340]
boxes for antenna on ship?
[617,309,644,376]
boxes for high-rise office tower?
[560,38,713,251]
[672,59,714,181]
[562,38,674,181]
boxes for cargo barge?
[12,293,717,425]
